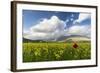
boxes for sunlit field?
[23,42,91,62]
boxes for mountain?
[23,38,46,43]
[65,36,90,42]
[23,35,90,42]
[57,35,90,42]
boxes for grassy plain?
[23,42,91,62]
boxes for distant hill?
[23,35,91,43]
[56,35,90,42]
[65,37,90,42]
[23,38,46,43]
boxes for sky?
[23,10,91,40]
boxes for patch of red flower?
[73,42,78,48]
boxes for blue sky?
[23,10,91,40]
[23,10,80,30]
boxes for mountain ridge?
[23,35,90,42]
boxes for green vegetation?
[23,42,91,62]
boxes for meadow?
[23,42,91,62]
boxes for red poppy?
[73,42,78,48]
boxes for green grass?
[23,42,91,62]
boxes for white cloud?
[74,13,91,24]
[23,16,67,40]
[67,25,91,37]
[69,13,91,38]
[30,16,66,33]
[24,14,91,41]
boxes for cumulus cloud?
[67,25,91,38]
[23,14,91,41]
[23,16,67,40]
[69,13,91,38]
[30,16,66,33]
[73,13,91,24]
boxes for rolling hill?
[23,35,90,42]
